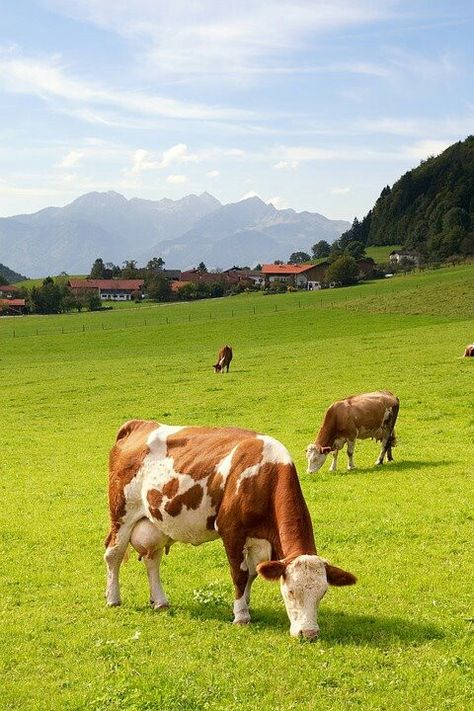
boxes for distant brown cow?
[463,344,474,357]
[214,345,233,373]
[306,391,400,472]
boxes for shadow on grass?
[184,602,443,647]
[328,459,454,477]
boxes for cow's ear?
[321,446,332,455]
[324,562,357,586]
[257,560,287,581]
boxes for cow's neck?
[271,465,317,560]
[316,414,336,450]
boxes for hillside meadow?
[1,264,473,710]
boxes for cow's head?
[306,443,332,473]
[213,363,222,373]
[257,555,356,639]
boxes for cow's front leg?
[221,532,252,624]
[329,449,339,472]
[130,518,171,609]
[346,441,356,470]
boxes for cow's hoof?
[107,600,121,607]
[233,619,250,626]
[152,602,170,611]
[375,461,383,466]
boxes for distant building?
[261,263,329,290]
[180,269,238,285]
[68,279,144,301]
[389,250,420,267]
[0,285,20,298]
[0,298,26,315]
[357,257,376,279]
[223,268,265,287]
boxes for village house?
[0,298,27,315]
[68,279,144,301]
[389,250,420,267]
[223,268,265,288]
[0,284,21,298]
[261,263,329,290]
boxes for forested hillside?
[340,135,474,260]
[0,263,27,283]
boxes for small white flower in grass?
[132,630,141,641]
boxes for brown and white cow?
[105,420,356,639]
[306,391,400,473]
[463,344,474,357]
[213,345,233,373]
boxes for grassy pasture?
[1,264,473,710]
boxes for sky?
[0,0,473,221]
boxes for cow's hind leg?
[346,441,356,470]
[376,405,399,465]
[130,518,171,610]
[104,517,138,606]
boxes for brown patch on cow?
[147,489,164,521]
[165,483,204,517]
[162,477,179,498]
[105,419,159,547]
[166,427,258,481]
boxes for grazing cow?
[214,345,233,373]
[306,391,400,473]
[105,420,356,639]
[463,344,474,357]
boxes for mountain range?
[0,191,350,277]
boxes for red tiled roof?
[0,298,25,307]
[171,280,192,292]
[261,263,316,274]
[69,279,144,290]
[0,284,19,291]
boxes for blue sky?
[0,0,473,220]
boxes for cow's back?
[332,391,398,439]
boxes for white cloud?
[274,160,299,170]
[402,139,451,160]
[206,170,220,178]
[45,1,395,80]
[56,150,84,168]
[166,174,187,184]
[160,143,198,167]
[126,149,158,176]
[0,50,253,123]
[331,186,351,194]
[268,196,289,209]
[240,190,261,200]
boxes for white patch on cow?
[258,435,293,465]
[141,450,219,545]
[244,538,272,571]
[233,594,251,624]
[236,462,261,491]
[216,445,239,483]
[280,555,328,638]
[147,424,185,457]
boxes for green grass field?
[365,245,400,263]
[1,264,473,710]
